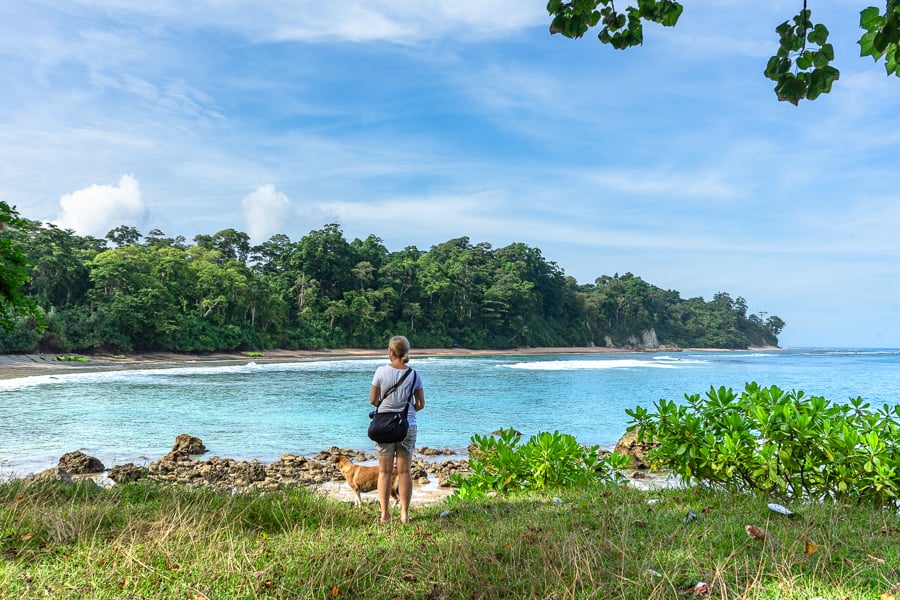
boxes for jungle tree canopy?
[0,214,784,354]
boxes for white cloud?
[57,0,545,44]
[54,174,147,237]
[241,184,297,243]
[261,1,546,43]
[585,168,739,200]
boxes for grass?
[1,479,898,599]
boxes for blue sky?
[2,1,899,348]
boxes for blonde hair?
[389,335,410,364]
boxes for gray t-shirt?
[372,365,423,426]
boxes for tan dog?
[334,455,399,506]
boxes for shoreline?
[0,346,735,500]
[0,345,781,381]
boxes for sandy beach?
[0,346,637,381]
[0,345,782,381]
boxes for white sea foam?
[505,355,712,371]
[0,369,133,391]
[507,359,678,371]
[652,355,709,365]
[819,349,900,356]
[0,357,387,390]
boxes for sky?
[1,1,899,349]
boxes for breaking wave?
[504,357,709,371]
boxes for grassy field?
[1,478,898,599]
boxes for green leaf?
[860,6,883,30]
[856,31,883,61]
[660,2,683,27]
[806,71,825,100]
[775,75,806,105]
[549,15,567,35]
[775,21,792,37]
[808,23,829,46]
[764,55,789,80]
[887,49,899,75]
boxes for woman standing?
[369,335,425,523]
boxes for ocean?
[2,348,899,478]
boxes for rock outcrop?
[427,460,470,487]
[138,437,471,492]
[26,466,74,484]
[57,450,105,474]
[613,428,659,470]
[28,436,472,494]
[162,434,207,461]
[108,463,148,483]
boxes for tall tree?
[291,224,355,301]
[0,203,42,332]
[88,245,179,350]
[105,225,142,247]
[20,222,100,308]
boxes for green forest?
[0,207,784,354]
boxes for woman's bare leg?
[396,454,412,523]
[377,454,395,522]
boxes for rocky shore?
[23,434,470,503]
[18,430,670,506]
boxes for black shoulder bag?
[368,368,416,443]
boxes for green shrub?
[627,383,900,505]
[54,354,89,362]
[451,428,630,499]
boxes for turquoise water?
[2,348,899,477]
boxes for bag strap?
[399,371,418,418]
[374,368,413,414]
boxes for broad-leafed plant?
[627,383,900,505]
[451,428,630,499]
